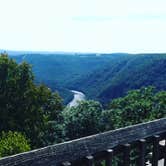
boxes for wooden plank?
[85,155,93,166]
[61,161,71,166]
[164,140,166,166]
[0,118,165,166]
[152,135,160,166]
[123,144,130,166]
[138,139,146,166]
[105,149,113,166]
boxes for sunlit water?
[67,90,85,107]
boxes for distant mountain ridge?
[0,49,79,55]
[0,49,121,56]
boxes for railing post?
[105,149,113,166]
[138,139,146,166]
[123,143,130,166]
[85,155,94,166]
[152,135,160,166]
[164,140,166,166]
[61,161,71,166]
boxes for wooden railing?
[0,118,166,166]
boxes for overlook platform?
[0,118,165,166]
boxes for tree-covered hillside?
[10,53,166,104]
[10,53,130,103]
[73,54,166,104]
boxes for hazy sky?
[0,0,166,53]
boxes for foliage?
[12,53,166,104]
[0,54,63,148]
[43,121,65,145]
[150,90,166,119]
[0,131,30,157]
[105,86,166,129]
[63,100,103,140]
[1,53,166,158]
[98,55,166,104]
[61,86,166,141]
[10,53,131,103]
[43,92,65,145]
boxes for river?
[67,90,85,107]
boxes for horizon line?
[1,49,166,55]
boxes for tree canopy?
[0,54,63,148]
[63,100,103,140]
[105,86,166,129]
[0,131,30,157]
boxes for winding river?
[67,90,85,107]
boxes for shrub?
[0,131,30,157]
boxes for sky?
[0,0,166,53]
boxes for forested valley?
[10,53,166,105]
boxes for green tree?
[43,92,64,145]
[0,131,30,157]
[106,86,166,129]
[0,54,63,148]
[63,100,103,140]
[150,90,166,119]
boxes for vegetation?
[10,53,166,104]
[0,53,63,148]
[0,131,30,157]
[63,100,103,140]
[62,86,166,140]
[72,54,166,104]
[0,53,165,158]
[102,86,166,130]
[10,53,130,103]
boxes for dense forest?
[0,53,165,158]
[73,54,166,104]
[10,53,166,105]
